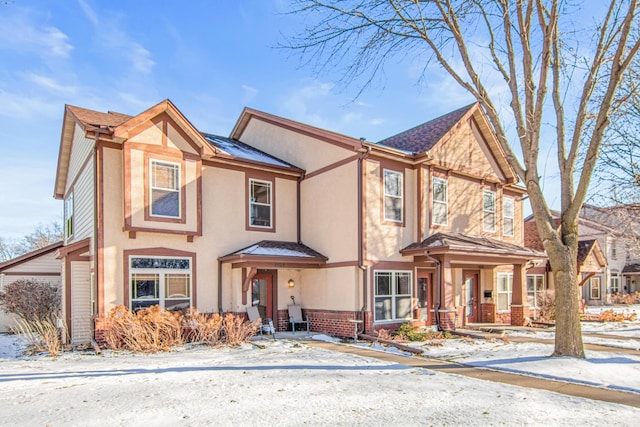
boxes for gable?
[125,113,200,156]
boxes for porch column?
[510,263,529,326]
[438,258,457,330]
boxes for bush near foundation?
[0,279,61,324]
[610,291,640,305]
[536,291,556,323]
[102,305,258,353]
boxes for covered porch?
[402,232,546,329]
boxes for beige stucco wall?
[301,267,360,311]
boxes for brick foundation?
[481,303,496,323]
[495,312,511,324]
[438,310,457,330]
[510,305,530,326]
[302,309,371,338]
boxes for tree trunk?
[545,234,585,358]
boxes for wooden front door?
[251,273,274,321]
[464,272,479,323]
[417,272,433,323]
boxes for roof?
[577,239,607,269]
[66,105,132,129]
[221,240,328,260]
[0,241,63,272]
[202,134,299,169]
[623,263,640,273]
[377,104,475,153]
[401,232,545,259]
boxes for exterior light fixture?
[288,279,295,288]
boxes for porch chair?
[288,304,310,334]
[246,306,275,337]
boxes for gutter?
[357,146,371,333]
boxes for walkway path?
[305,340,640,409]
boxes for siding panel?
[70,261,91,345]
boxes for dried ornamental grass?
[15,317,67,357]
[183,308,223,345]
[223,312,258,346]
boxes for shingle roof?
[202,134,300,169]
[221,240,328,260]
[623,263,640,273]
[577,240,596,264]
[401,232,545,258]
[377,104,475,153]
[67,105,132,128]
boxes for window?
[130,256,191,311]
[497,273,513,311]
[503,197,514,236]
[590,277,601,300]
[150,160,180,218]
[374,271,412,321]
[383,170,403,223]
[610,273,620,293]
[64,192,74,238]
[432,177,448,226]
[526,275,545,308]
[249,179,272,228]
[483,190,496,232]
[611,243,617,260]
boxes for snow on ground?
[0,313,639,426]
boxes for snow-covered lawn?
[1,310,639,426]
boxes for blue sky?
[0,0,560,240]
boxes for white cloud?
[77,0,155,74]
[241,84,259,103]
[24,73,78,95]
[0,13,73,58]
[0,90,59,120]
[280,81,335,127]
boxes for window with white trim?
[130,257,192,312]
[249,179,272,228]
[432,177,448,226]
[374,271,412,321]
[383,170,403,223]
[483,190,496,232]
[64,192,74,238]
[497,273,513,311]
[150,160,181,218]
[610,273,620,293]
[526,274,545,308]
[590,277,601,299]
[503,197,514,236]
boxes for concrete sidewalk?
[305,340,640,409]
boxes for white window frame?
[503,197,514,237]
[590,277,601,300]
[383,169,403,223]
[64,192,74,238]
[483,190,496,233]
[610,273,620,293]
[150,159,181,219]
[374,271,413,322]
[526,274,545,308]
[432,177,448,226]
[249,179,272,229]
[129,256,192,311]
[497,273,513,312]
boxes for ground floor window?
[374,271,412,321]
[526,274,545,308]
[610,273,620,293]
[590,276,601,300]
[130,256,192,311]
[497,273,513,312]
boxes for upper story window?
[383,169,403,223]
[249,179,272,229]
[64,192,74,238]
[483,190,496,233]
[432,177,448,226]
[150,160,181,218]
[503,197,514,236]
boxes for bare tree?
[285,0,640,357]
[0,222,63,262]
[0,237,20,262]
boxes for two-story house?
[54,100,543,345]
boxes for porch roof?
[623,262,640,274]
[219,240,328,268]
[401,232,546,262]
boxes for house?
[579,203,640,294]
[524,215,612,308]
[54,100,544,344]
[0,241,63,332]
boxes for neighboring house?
[525,215,613,308]
[0,242,63,332]
[54,100,543,344]
[579,203,640,294]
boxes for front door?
[251,273,273,321]
[417,272,432,323]
[464,272,479,323]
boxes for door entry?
[251,273,273,321]
[417,272,432,322]
[464,272,479,323]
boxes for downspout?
[425,252,442,330]
[297,173,305,243]
[357,146,371,334]
[217,260,223,314]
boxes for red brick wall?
[481,303,496,323]
[510,305,531,326]
[495,312,511,324]
[302,309,370,338]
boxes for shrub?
[0,279,61,324]
[597,309,637,322]
[184,308,224,345]
[15,317,67,357]
[223,312,259,346]
[610,291,640,305]
[537,291,556,322]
